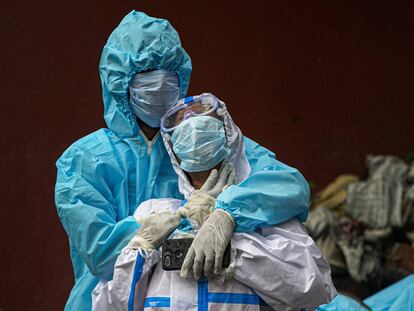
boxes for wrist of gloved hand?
[178,163,235,229]
[128,235,155,251]
[201,163,236,198]
[214,208,235,227]
[129,210,181,252]
[178,190,216,228]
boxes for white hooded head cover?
[162,93,251,198]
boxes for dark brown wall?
[0,1,413,310]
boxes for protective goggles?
[161,93,222,132]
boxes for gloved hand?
[179,163,235,228]
[129,210,181,251]
[179,190,215,228]
[201,163,236,198]
[180,209,235,280]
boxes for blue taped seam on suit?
[144,297,171,308]
[198,279,208,311]
[128,254,145,311]
[208,292,260,305]
[142,293,261,309]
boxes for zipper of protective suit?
[140,130,160,156]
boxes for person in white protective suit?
[92,93,337,311]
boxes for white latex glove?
[129,211,181,251]
[180,209,235,280]
[178,163,235,228]
[201,163,236,198]
[179,190,215,228]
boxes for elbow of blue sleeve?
[291,168,311,222]
[215,167,310,232]
[78,216,140,281]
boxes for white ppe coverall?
[92,198,336,311]
[92,97,336,310]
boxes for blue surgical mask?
[129,70,181,128]
[171,116,231,172]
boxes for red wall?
[0,1,413,309]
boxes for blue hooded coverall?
[55,11,310,310]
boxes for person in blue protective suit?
[55,11,192,310]
[55,11,310,311]
[317,274,414,310]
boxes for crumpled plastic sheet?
[306,208,347,272]
[404,162,414,231]
[346,155,410,229]
[312,175,359,210]
[307,156,414,286]
[306,209,385,283]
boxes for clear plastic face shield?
[161,93,224,133]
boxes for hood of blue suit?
[99,11,192,137]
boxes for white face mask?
[129,70,181,128]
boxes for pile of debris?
[306,155,414,297]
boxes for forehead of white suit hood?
[162,95,251,198]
